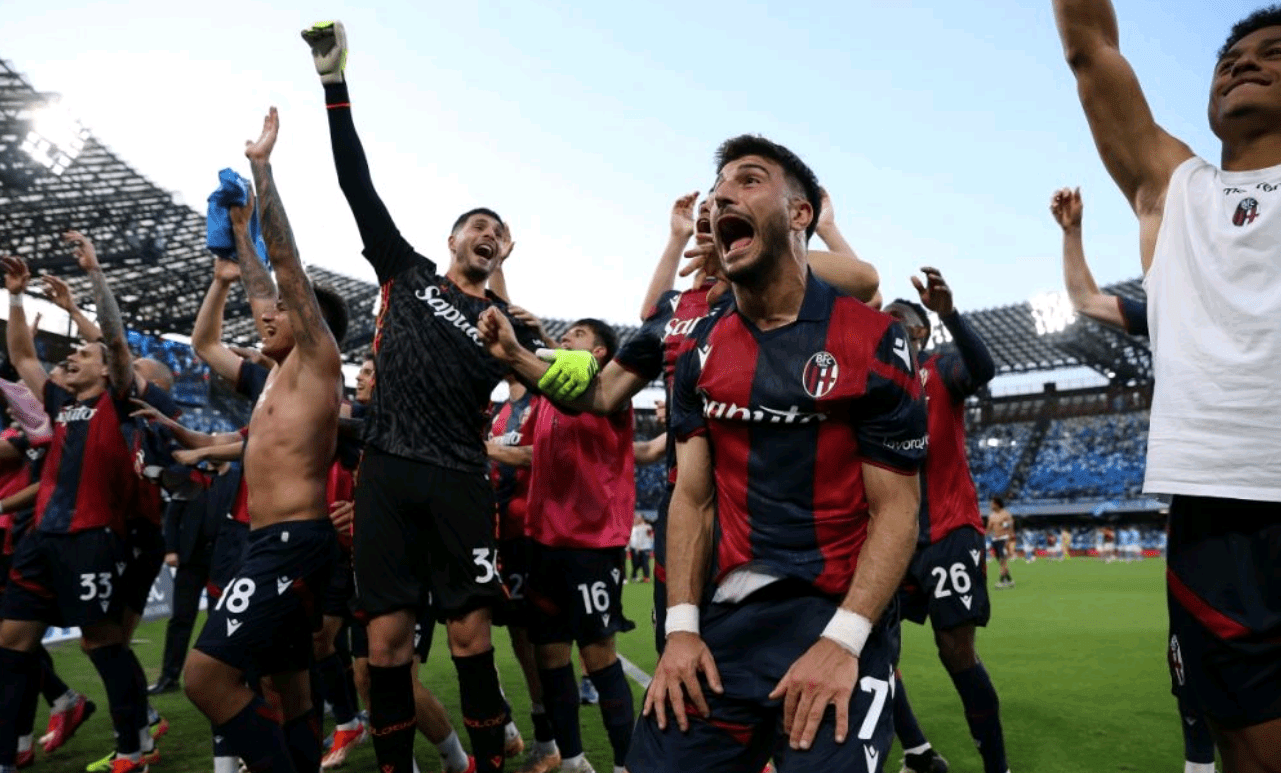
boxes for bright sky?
[2,0,1258,331]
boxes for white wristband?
[664,603,699,638]
[8,294,22,308]
[821,609,873,657]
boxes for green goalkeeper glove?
[536,349,601,402]
[301,21,349,85]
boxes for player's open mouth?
[65,364,80,375]
[716,214,755,258]
[696,217,711,235]
[474,242,496,259]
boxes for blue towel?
[205,168,270,267]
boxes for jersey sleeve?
[854,321,929,474]
[235,359,271,403]
[42,382,71,419]
[139,382,182,420]
[670,337,706,441]
[614,290,678,381]
[1118,296,1148,337]
[323,82,430,284]
[933,312,997,401]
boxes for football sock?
[14,655,39,749]
[214,697,293,772]
[435,730,470,773]
[213,729,237,773]
[1179,695,1216,766]
[86,645,142,755]
[35,647,72,706]
[368,662,416,773]
[949,661,1008,773]
[589,661,633,767]
[454,649,509,773]
[540,664,583,760]
[283,707,321,773]
[531,701,555,744]
[125,648,154,738]
[893,671,930,750]
[317,653,358,725]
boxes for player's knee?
[935,627,978,673]
[534,642,573,670]
[581,638,617,672]
[445,611,492,657]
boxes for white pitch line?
[618,655,652,689]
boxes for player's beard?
[724,208,791,290]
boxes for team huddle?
[1,2,1280,772]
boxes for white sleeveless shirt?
[1144,156,1281,501]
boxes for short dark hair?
[1220,6,1281,60]
[888,298,932,341]
[451,207,505,235]
[991,496,1005,509]
[313,285,349,345]
[715,135,822,239]
[571,318,619,363]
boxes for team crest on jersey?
[802,352,840,399]
[1233,197,1260,227]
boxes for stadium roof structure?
[0,59,377,362]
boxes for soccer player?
[181,106,347,773]
[0,232,154,773]
[304,21,548,773]
[1055,4,1281,762]
[1059,526,1072,561]
[987,498,1014,588]
[882,271,1010,773]
[626,135,926,772]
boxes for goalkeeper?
[303,20,546,773]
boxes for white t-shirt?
[1144,156,1281,502]
[629,524,653,551]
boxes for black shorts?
[349,598,435,662]
[1,528,128,628]
[525,541,634,647]
[1166,495,1281,730]
[991,538,1007,561]
[324,550,355,619]
[353,448,504,621]
[497,537,533,628]
[195,520,337,676]
[900,526,991,630]
[208,519,249,601]
[0,550,10,595]
[629,584,900,773]
[120,520,165,615]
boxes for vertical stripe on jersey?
[706,316,761,585]
[372,279,394,355]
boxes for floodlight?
[20,103,89,176]
[1028,291,1076,336]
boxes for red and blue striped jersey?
[36,383,138,534]
[488,391,535,541]
[671,275,928,597]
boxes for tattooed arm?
[65,231,135,396]
[230,189,279,342]
[244,108,341,373]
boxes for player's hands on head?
[3,256,32,295]
[39,275,73,311]
[1050,187,1083,230]
[479,307,522,362]
[63,231,99,272]
[679,231,726,284]
[497,224,516,263]
[911,266,953,317]
[245,107,280,163]
[302,21,348,85]
[816,186,836,233]
[671,191,699,240]
[643,631,723,733]
[768,637,860,749]
[329,500,354,533]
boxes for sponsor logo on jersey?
[701,398,827,425]
[56,404,97,424]
[882,436,928,453]
[414,284,484,347]
[802,351,840,399]
[663,314,708,340]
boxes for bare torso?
[244,353,341,528]
[989,508,1014,541]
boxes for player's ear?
[447,233,458,255]
[789,195,813,235]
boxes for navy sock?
[1179,695,1216,764]
[589,660,634,767]
[893,671,930,750]
[36,646,71,705]
[215,697,295,773]
[531,707,555,744]
[539,664,583,760]
[316,654,357,725]
[86,644,142,755]
[16,661,39,738]
[283,708,321,773]
[0,648,37,765]
[949,662,1008,773]
[367,663,416,773]
[125,648,153,733]
[454,649,509,773]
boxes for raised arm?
[41,275,102,342]
[191,258,247,382]
[245,107,341,372]
[65,232,134,396]
[1054,0,1192,233]
[230,190,278,341]
[2,258,48,396]
[1051,187,1128,329]
[810,188,879,302]
[304,21,418,284]
[129,399,239,450]
[912,267,996,398]
[639,192,698,320]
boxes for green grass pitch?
[28,557,1185,772]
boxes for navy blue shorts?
[1166,495,1281,730]
[349,598,435,662]
[497,537,533,628]
[628,584,900,773]
[991,538,1007,561]
[900,526,991,630]
[324,550,354,619]
[195,520,337,676]
[121,520,165,615]
[1,528,128,628]
[208,518,249,601]
[525,541,634,647]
